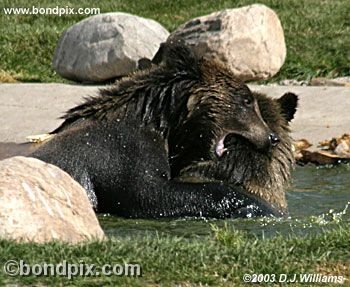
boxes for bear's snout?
[269,133,280,147]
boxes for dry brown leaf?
[294,139,312,151]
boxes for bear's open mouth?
[215,133,241,157]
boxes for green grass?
[0,0,349,82]
[0,224,349,286]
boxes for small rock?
[296,134,350,165]
[298,150,347,165]
[293,139,313,161]
[333,76,350,84]
[310,77,350,87]
[168,4,286,81]
[334,141,350,158]
[294,139,313,151]
[53,12,169,83]
[0,156,105,243]
[279,79,309,86]
[319,134,350,151]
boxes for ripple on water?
[98,165,350,238]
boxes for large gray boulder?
[0,156,105,243]
[169,4,286,81]
[53,13,169,83]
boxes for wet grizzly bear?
[31,43,298,218]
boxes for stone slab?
[0,83,349,150]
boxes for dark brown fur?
[180,92,295,212]
[32,43,298,218]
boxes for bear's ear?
[277,92,298,122]
[157,38,199,73]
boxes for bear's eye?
[243,98,252,106]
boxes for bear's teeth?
[215,137,227,157]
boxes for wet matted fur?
[32,43,298,218]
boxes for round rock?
[0,156,105,243]
[53,12,169,83]
[169,4,286,81]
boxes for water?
[1,142,348,238]
[288,165,350,218]
[100,164,350,238]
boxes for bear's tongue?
[215,134,241,157]
[215,137,227,157]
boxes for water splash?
[309,201,349,225]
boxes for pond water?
[1,142,348,238]
[100,164,350,238]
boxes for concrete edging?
[0,83,349,148]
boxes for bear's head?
[163,43,298,213]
